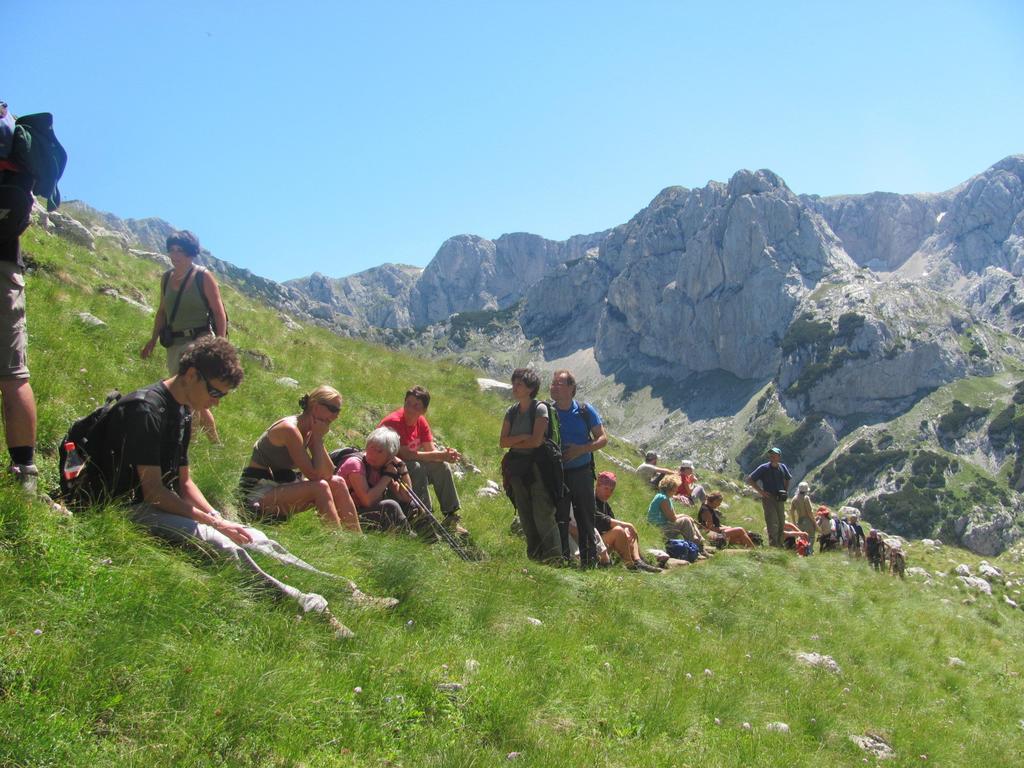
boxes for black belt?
[170,326,211,340]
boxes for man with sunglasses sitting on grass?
[105,337,374,632]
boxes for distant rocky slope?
[38,155,1024,554]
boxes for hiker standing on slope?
[140,230,228,442]
[746,447,792,547]
[500,368,561,563]
[0,100,45,492]
[788,481,815,548]
[550,369,607,568]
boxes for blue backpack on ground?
[665,539,699,562]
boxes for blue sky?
[7,1,1023,282]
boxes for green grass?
[2,224,1024,766]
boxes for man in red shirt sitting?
[378,385,464,533]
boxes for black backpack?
[57,388,167,507]
[329,446,364,473]
[9,113,67,211]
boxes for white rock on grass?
[526,617,543,627]
[477,486,501,498]
[947,657,966,668]
[979,562,1004,581]
[954,564,972,577]
[77,312,106,327]
[959,575,992,595]
[276,376,300,388]
[906,567,930,578]
[765,722,790,734]
[849,734,895,760]
[1004,595,1019,609]
[795,652,841,675]
[477,377,513,395]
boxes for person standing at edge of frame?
[0,100,39,493]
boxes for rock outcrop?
[595,170,857,383]
[802,190,948,272]
[286,264,421,329]
[409,230,607,327]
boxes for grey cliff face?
[936,155,1024,277]
[409,231,606,327]
[285,264,421,329]
[803,190,948,272]
[521,254,615,357]
[776,280,977,420]
[595,169,856,382]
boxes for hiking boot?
[9,463,38,495]
[632,559,661,573]
[442,512,469,536]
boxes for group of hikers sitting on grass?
[631,447,907,572]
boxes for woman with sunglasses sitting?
[239,385,361,530]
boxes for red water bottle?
[63,441,85,481]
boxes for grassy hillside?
[2,223,1024,767]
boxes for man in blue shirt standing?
[550,369,607,567]
[746,447,792,547]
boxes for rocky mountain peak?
[726,168,788,198]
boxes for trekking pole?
[393,476,474,562]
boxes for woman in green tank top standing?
[140,230,228,442]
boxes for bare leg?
[257,479,342,527]
[724,527,755,548]
[196,406,220,443]
[0,378,36,448]
[329,476,362,532]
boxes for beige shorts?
[0,262,29,379]
[165,331,212,376]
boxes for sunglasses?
[198,371,230,399]
[319,401,341,415]
[167,245,190,256]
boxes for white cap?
[679,460,694,470]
